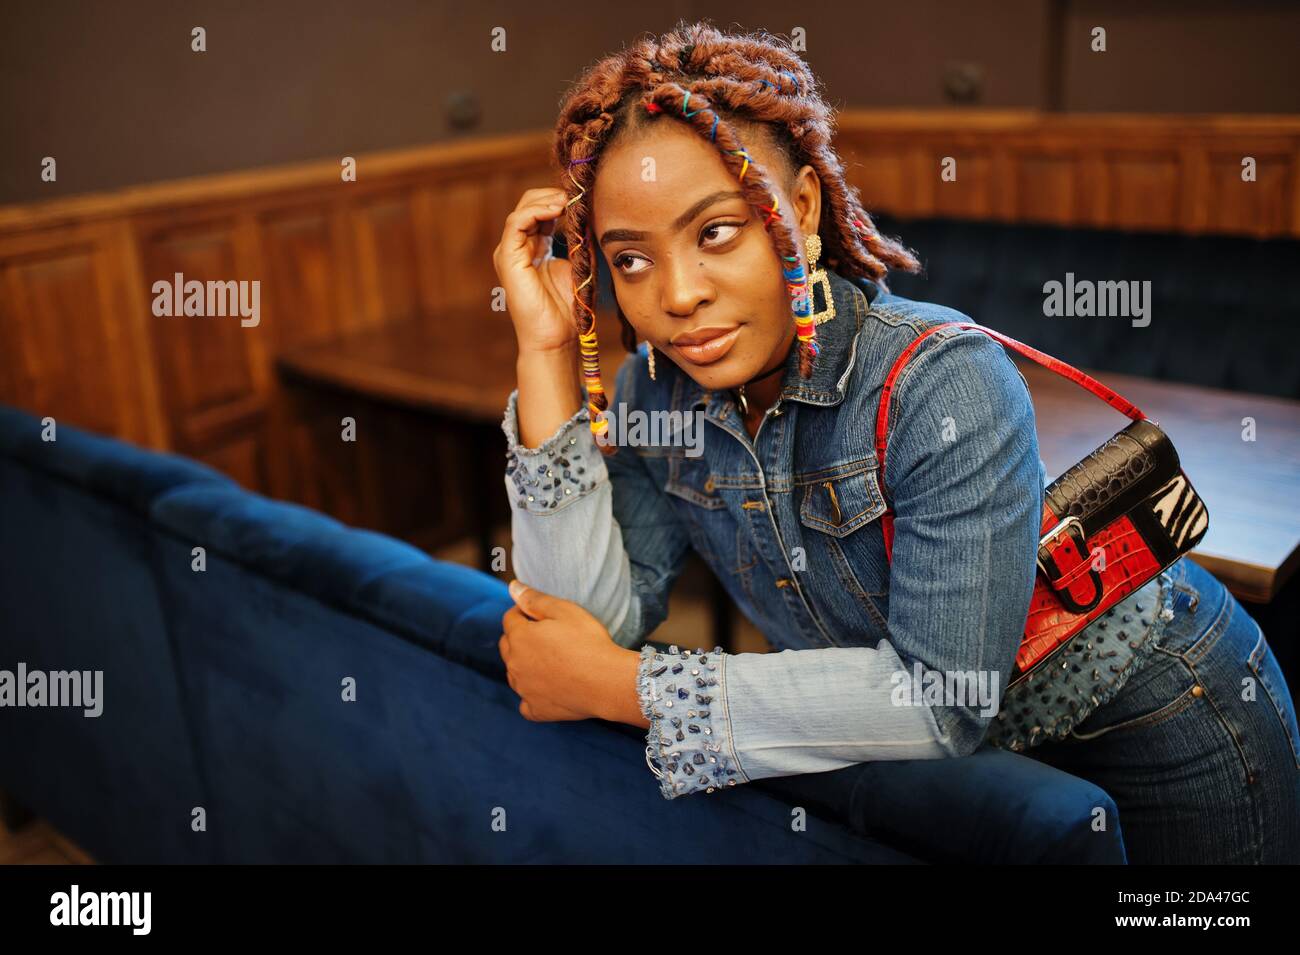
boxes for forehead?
[591,120,786,227]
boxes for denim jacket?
[502,267,1060,799]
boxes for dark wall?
[1061,0,1300,113]
[4,0,1298,205]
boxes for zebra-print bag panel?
[1130,470,1210,566]
[1150,472,1210,549]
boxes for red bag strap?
[875,322,1147,563]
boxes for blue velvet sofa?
[0,403,1125,863]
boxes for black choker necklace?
[732,358,789,416]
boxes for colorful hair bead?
[562,147,612,444]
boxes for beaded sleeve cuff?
[501,388,607,515]
[636,643,746,799]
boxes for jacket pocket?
[797,458,887,536]
[795,458,891,638]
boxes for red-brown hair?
[554,20,919,447]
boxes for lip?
[672,326,742,365]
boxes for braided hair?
[554,20,919,452]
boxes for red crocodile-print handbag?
[874,322,1210,689]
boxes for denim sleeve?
[637,640,950,798]
[876,329,1042,754]
[501,353,693,649]
[636,328,1042,798]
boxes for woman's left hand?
[499,580,642,724]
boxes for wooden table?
[277,318,628,424]
[1016,360,1300,604]
[276,316,629,569]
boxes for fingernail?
[508,580,524,600]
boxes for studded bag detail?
[984,570,1173,751]
[874,322,1210,692]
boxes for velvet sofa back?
[876,215,1300,399]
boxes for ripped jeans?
[1028,556,1300,864]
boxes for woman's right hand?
[493,187,579,355]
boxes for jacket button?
[703,476,715,492]
[1191,684,1204,697]
[775,578,791,588]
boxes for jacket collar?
[676,267,876,417]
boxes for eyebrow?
[598,189,747,245]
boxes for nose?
[659,253,715,317]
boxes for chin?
[674,356,751,391]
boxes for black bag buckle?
[1037,516,1103,614]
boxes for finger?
[512,187,567,211]
[519,699,534,721]
[537,256,573,311]
[498,632,510,662]
[501,199,568,263]
[530,230,556,270]
[508,580,568,621]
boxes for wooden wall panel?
[1203,150,1292,237]
[834,111,1300,238]
[1105,154,1182,232]
[0,224,154,443]
[137,219,257,419]
[424,177,494,314]
[932,151,996,219]
[1014,155,1078,224]
[349,191,421,327]
[256,204,351,350]
[1,117,1297,509]
[845,149,912,215]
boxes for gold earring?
[646,342,657,381]
[805,233,836,325]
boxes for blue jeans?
[1028,557,1300,863]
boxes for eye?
[612,252,650,276]
[701,221,744,247]
[610,220,745,278]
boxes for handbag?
[875,322,1210,690]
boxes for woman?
[491,21,1300,864]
